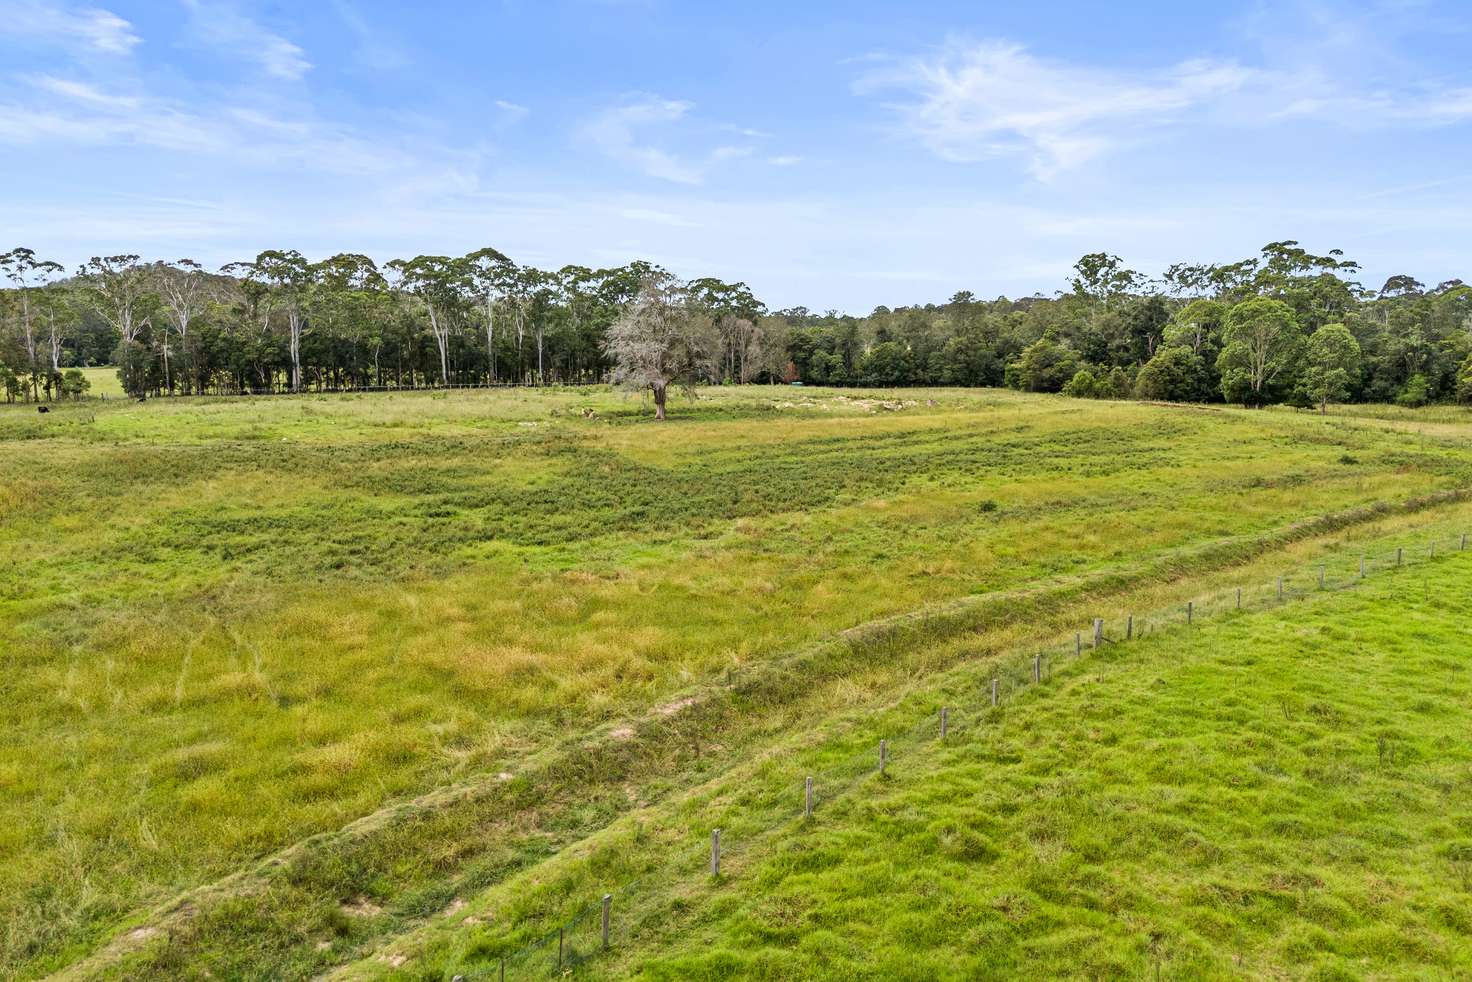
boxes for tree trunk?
[486,299,497,382]
[652,380,667,420]
[289,311,304,393]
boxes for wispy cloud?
[28,74,140,109]
[328,0,408,71]
[1,73,484,184]
[579,95,762,185]
[580,96,705,184]
[855,39,1252,178]
[1269,86,1472,125]
[859,18,1472,180]
[181,0,311,81]
[0,0,139,53]
[494,99,529,122]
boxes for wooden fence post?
[805,776,814,818]
[602,894,611,949]
[1186,601,1193,625]
[1075,632,1081,657]
[1397,547,1403,566]
[1126,614,1133,639]
[557,927,564,972]
[1360,556,1365,578]
[1277,577,1284,600]
[711,829,720,876]
[939,707,948,740]
[1235,587,1241,610]
[880,739,888,774]
[1093,618,1103,648]
[990,678,998,706]
[1033,654,1041,683]
[1462,533,1467,551]
[1318,566,1325,589]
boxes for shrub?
[1061,369,1099,399]
[1135,346,1207,402]
[1396,374,1430,408]
[1008,335,1079,393]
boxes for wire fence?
[94,379,609,400]
[439,528,1470,979]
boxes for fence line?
[437,527,1469,979]
[102,379,608,401]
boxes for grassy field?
[77,366,125,398]
[4,385,1472,978]
[357,539,1472,981]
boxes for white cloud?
[768,155,802,166]
[28,74,140,109]
[0,1,139,53]
[181,0,311,81]
[580,96,706,184]
[1409,88,1472,120]
[0,75,484,183]
[494,99,529,121]
[578,96,763,185]
[856,39,1253,178]
[859,22,1472,180]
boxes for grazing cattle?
[37,406,49,414]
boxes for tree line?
[3,240,1471,410]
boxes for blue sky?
[3,0,1471,311]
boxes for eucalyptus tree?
[1163,299,1226,355]
[314,253,389,387]
[37,283,79,385]
[1070,253,1144,306]
[387,255,468,386]
[2,248,64,398]
[1218,298,1303,406]
[505,264,543,381]
[521,266,558,384]
[238,250,313,392]
[155,259,218,393]
[688,277,764,382]
[565,265,623,381]
[77,254,155,347]
[1162,262,1215,299]
[464,247,515,382]
[554,264,594,370]
[1249,241,1362,330]
[220,261,278,391]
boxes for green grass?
[354,541,1472,981]
[78,366,124,398]
[5,386,1472,978]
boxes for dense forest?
[3,240,1470,408]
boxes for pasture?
[369,543,1472,981]
[4,385,1472,978]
